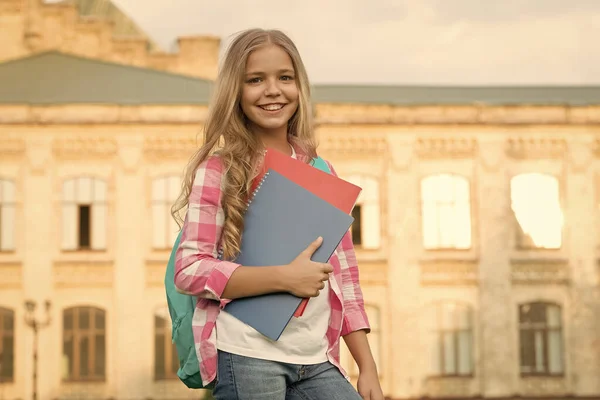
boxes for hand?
[283,237,333,298]
[357,367,384,400]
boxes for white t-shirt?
[216,146,331,364]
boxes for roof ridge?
[0,50,213,84]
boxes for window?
[345,176,380,249]
[62,307,106,381]
[62,178,107,250]
[351,205,362,245]
[0,180,16,252]
[426,302,473,376]
[0,307,14,382]
[154,307,178,380]
[340,304,382,377]
[421,174,471,250]
[511,173,562,249]
[519,302,563,376]
[152,176,181,249]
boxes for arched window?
[421,174,471,250]
[0,179,16,252]
[154,307,179,380]
[425,302,473,376]
[62,178,107,250]
[151,176,180,249]
[511,173,562,249]
[345,176,380,249]
[62,306,106,381]
[519,302,563,375]
[0,307,14,382]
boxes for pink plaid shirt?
[174,150,371,387]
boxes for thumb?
[304,236,323,255]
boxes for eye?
[280,75,295,81]
[246,77,262,84]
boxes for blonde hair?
[171,28,317,260]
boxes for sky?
[110,0,600,85]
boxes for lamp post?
[24,300,51,400]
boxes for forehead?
[245,44,294,73]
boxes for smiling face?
[240,44,299,140]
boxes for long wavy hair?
[171,28,317,260]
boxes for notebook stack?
[222,149,362,341]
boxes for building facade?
[1,1,600,400]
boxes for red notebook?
[251,149,361,317]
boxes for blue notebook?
[222,169,354,341]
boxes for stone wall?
[0,0,219,79]
[0,103,599,399]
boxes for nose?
[264,78,282,96]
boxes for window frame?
[428,302,474,378]
[350,204,363,246]
[420,174,473,251]
[0,179,16,253]
[150,175,181,251]
[518,301,564,377]
[153,310,179,381]
[510,173,564,251]
[344,175,381,250]
[61,177,108,252]
[62,306,106,382]
[0,307,15,383]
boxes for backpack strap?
[311,156,331,174]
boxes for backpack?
[164,156,332,389]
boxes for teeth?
[261,104,284,111]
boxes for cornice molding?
[143,136,198,160]
[519,376,568,397]
[423,377,475,398]
[0,105,209,124]
[511,259,569,285]
[594,137,600,158]
[415,137,477,159]
[2,104,599,125]
[0,263,22,289]
[505,137,567,160]
[0,0,22,14]
[315,104,600,126]
[53,262,113,288]
[146,260,168,287]
[419,259,479,286]
[318,133,388,155]
[0,138,26,157]
[53,137,118,159]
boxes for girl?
[171,28,384,400]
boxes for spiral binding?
[246,171,269,211]
[217,171,270,260]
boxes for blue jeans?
[212,350,363,400]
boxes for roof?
[1,51,599,106]
[0,51,212,105]
[312,85,600,106]
[58,0,159,51]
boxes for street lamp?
[24,300,51,400]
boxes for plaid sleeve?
[174,155,241,302]
[325,160,371,336]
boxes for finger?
[319,281,325,290]
[304,236,323,255]
[321,273,329,282]
[322,263,333,273]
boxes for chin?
[253,119,289,132]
